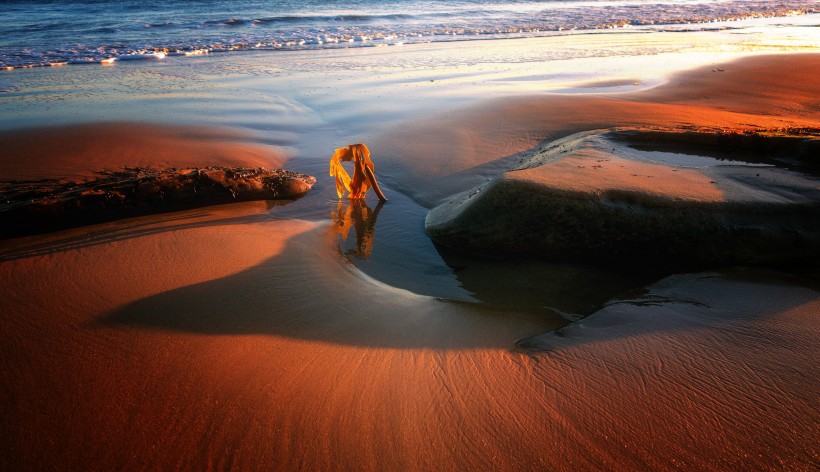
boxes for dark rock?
[0,166,316,238]
[426,129,820,270]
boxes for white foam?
[68,58,117,65]
[1,1,817,69]
[168,49,208,56]
[116,52,166,61]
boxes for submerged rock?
[0,166,316,238]
[425,129,820,270]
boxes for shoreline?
[2,24,819,144]
[1,53,819,470]
[2,10,817,70]
[4,52,819,191]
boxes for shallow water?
[269,157,658,316]
[627,148,776,168]
[2,15,818,147]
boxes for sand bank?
[0,123,289,182]
[1,54,819,470]
[373,54,820,207]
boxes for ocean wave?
[145,21,178,29]
[252,13,420,24]
[0,1,816,69]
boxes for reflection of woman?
[329,143,388,201]
[332,200,384,259]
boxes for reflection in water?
[332,200,384,260]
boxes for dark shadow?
[515,267,820,353]
[99,222,818,351]
[0,200,293,262]
[100,223,562,350]
[613,129,820,176]
[433,243,664,318]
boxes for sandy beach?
[1,41,819,472]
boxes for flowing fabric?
[329,143,377,199]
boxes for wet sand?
[1,54,820,470]
[374,54,820,207]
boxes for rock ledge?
[426,129,820,269]
[1,166,316,238]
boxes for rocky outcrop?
[0,166,316,238]
[426,129,820,270]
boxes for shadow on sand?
[97,195,818,351]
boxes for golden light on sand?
[1,51,818,470]
[0,123,289,182]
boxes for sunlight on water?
[0,0,816,67]
[2,16,818,154]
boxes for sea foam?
[0,0,816,69]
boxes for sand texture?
[2,204,818,470]
[1,54,820,470]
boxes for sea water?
[1,0,816,68]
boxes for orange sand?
[510,151,725,203]
[1,54,820,470]
[374,53,820,206]
[0,123,288,181]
